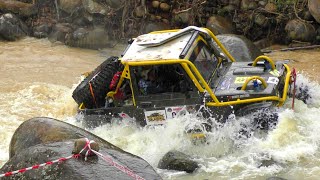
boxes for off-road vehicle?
[72,26,293,131]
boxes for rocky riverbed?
[1,0,320,49]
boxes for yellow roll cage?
[107,28,291,108]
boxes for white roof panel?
[121,32,193,62]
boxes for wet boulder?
[0,0,37,17]
[258,157,278,168]
[308,0,320,23]
[216,34,263,62]
[158,150,199,173]
[285,19,316,42]
[48,23,73,43]
[33,23,52,38]
[9,117,105,158]
[2,117,161,180]
[66,26,110,49]
[0,13,29,41]
[206,15,235,35]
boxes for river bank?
[1,0,320,50]
[267,45,320,82]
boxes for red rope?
[89,82,98,107]
[80,138,145,180]
[0,154,79,178]
[0,139,144,179]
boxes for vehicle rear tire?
[72,56,122,109]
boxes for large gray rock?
[66,26,110,49]
[0,13,28,41]
[2,117,161,180]
[217,34,263,62]
[308,0,320,23]
[158,150,199,173]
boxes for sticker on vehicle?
[234,77,248,84]
[267,77,279,85]
[144,110,166,125]
[165,106,184,119]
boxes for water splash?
[1,64,320,179]
[67,74,320,179]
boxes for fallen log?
[262,44,320,53]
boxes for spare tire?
[72,56,122,109]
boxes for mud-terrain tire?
[236,102,279,130]
[72,56,121,109]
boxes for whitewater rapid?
[69,74,320,180]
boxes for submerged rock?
[258,158,278,167]
[33,23,52,38]
[158,150,199,173]
[48,23,73,43]
[2,117,161,179]
[66,26,110,49]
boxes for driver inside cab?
[138,66,164,95]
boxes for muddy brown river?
[1,37,320,180]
